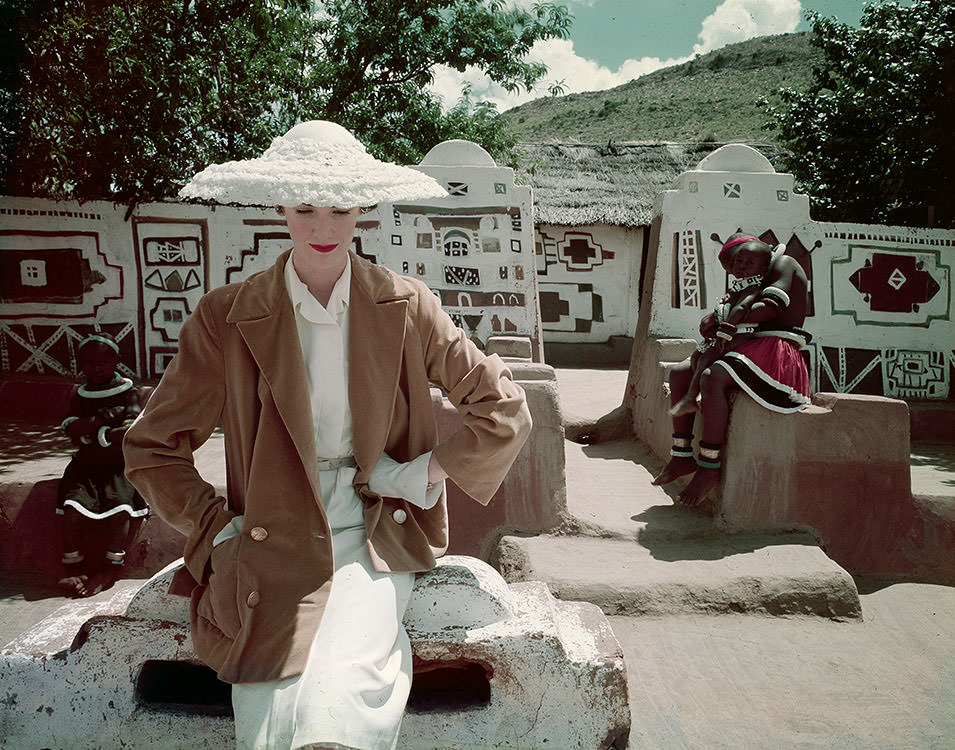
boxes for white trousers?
[232,466,415,750]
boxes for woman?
[123,121,532,749]
[651,234,810,506]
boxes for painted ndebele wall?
[0,140,543,382]
[644,143,953,399]
[534,222,642,343]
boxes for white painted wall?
[535,222,643,343]
[0,140,543,381]
[646,144,954,399]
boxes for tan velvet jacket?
[123,251,531,684]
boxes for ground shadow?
[0,420,72,471]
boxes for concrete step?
[561,437,720,542]
[496,533,862,619]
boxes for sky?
[428,0,867,111]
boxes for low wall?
[626,343,954,581]
[0,360,566,579]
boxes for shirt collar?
[285,254,351,325]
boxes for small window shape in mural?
[393,208,401,226]
[494,183,507,194]
[163,308,184,323]
[499,265,508,280]
[511,213,522,231]
[416,233,433,249]
[777,190,789,202]
[482,237,501,253]
[391,234,402,246]
[21,259,47,287]
[402,261,409,274]
[444,265,481,286]
[514,266,524,280]
[510,239,522,252]
[447,182,468,196]
[416,262,426,276]
[722,182,741,198]
[443,229,470,257]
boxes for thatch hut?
[516,140,790,364]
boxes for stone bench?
[1,556,629,749]
[0,357,567,579]
[626,337,954,582]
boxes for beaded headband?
[718,235,761,262]
[79,334,120,355]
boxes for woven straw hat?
[179,120,447,207]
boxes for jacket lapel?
[227,252,318,483]
[348,255,410,476]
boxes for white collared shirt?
[284,256,353,460]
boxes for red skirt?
[714,335,811,413]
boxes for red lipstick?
[309,243,338,253]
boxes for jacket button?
[246,591,260,608]
[393,509,407,524]
[249,526,268,542]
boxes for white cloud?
[427,0,803,112]
[429,37,690,112]
[694,0,802,55]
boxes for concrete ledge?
[626,337,698,460]
[433,362,566,559]
[496,533,861,619]
[719,392,919,577]
[1,365,567,579]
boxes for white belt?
[317,456,357,471]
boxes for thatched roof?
[515,141,790,228]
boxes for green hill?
[502,33,821,144]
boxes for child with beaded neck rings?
[652,232,812,507]
[668,234,776,418]
[57,332,147,597]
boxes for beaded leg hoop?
[696,441,722,470]
[105,550,126,567]
[670,433,694,459]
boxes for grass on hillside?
[503,33,821,144]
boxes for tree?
[760,0,955,228]
[2,0,571,204]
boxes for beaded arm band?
[761,286,790,309]
[716,321,737,341]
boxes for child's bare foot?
[651,456,697,485]
[57,574,88,597]
[77,568,119,598]
[668,396,699,417]
[677,467,721,506]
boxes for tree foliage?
[1,0,571,203]
[760,0,955,228]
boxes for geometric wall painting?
[0,230,122,317]
[816,346,884,395]
[882,349,949,399]
[815,345,951,399]
[539,282,603,333]
[132,217,208,379]
[0,322,135,377]
[832,244,950,326]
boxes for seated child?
[57,332,147,597]
[669,235,782,417]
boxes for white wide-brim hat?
[178,120,447,207]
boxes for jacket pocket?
[194,534,242,640]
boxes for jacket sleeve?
[417,287,533,504]
[123,294,236,586]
